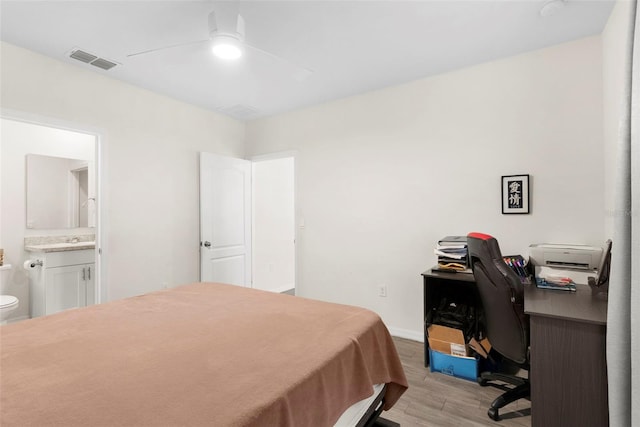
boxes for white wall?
[252,156,295,293]
[1,42,245,308]
[245,36,605,339]
[27,155,69,229]
[1,30,614,337]
[602,0,633,240]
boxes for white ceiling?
[0,1,615,121]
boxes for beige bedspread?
[0,283,407,426]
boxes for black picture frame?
[501,174,530,214]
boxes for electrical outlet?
[161,282,169,289]
[378,284,387,297]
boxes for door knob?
[203,241,212,248]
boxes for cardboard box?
[469,337,492,359]
[429,349,478,381]
[427,324,468,357]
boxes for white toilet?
[0,265,19,323]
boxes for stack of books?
[434,236,471,273]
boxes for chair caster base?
[488,407,500,421]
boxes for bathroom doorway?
[0,114,104,320]
[70,167,91,228]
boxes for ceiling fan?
[127,7,314,80]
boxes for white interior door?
[200,152,252,286]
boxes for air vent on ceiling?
[68,48,119,71]
[90,58,118,71]
[69,49,97,63]
[218,104,260,120]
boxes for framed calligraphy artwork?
[501,174,530,214]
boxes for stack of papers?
[434,236,470,273]
[535,277,577,292]
[434,245,467,259]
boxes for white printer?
[529,243,604,285]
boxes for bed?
[0,282,408,426]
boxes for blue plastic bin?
[429,348,479,381]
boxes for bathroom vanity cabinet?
[28,249,95,317]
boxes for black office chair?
[467,232,530,421]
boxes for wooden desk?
[525,284,608,427]
[421,269,479,367]
[422,268,609,426]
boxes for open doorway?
[0,115,103,322]
[252,155,295,294]
[70,166,92,228]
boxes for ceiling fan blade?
[127,7,312,83]
[127,39,209,58]
[244,43,314,81]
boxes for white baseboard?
[6,315,29,324]
[274,285,295,294]
[387,326,424,343]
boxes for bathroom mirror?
[26,154,95,229]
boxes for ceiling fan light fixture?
[540,0,565,17]
[211,35,243,60]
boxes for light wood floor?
[381,337,531,427]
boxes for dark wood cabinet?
[525,285,609,427]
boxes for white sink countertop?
[24,235,96,253]
[25,242,96,252]
[25,241,96,252]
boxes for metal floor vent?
[69,48,119,70]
